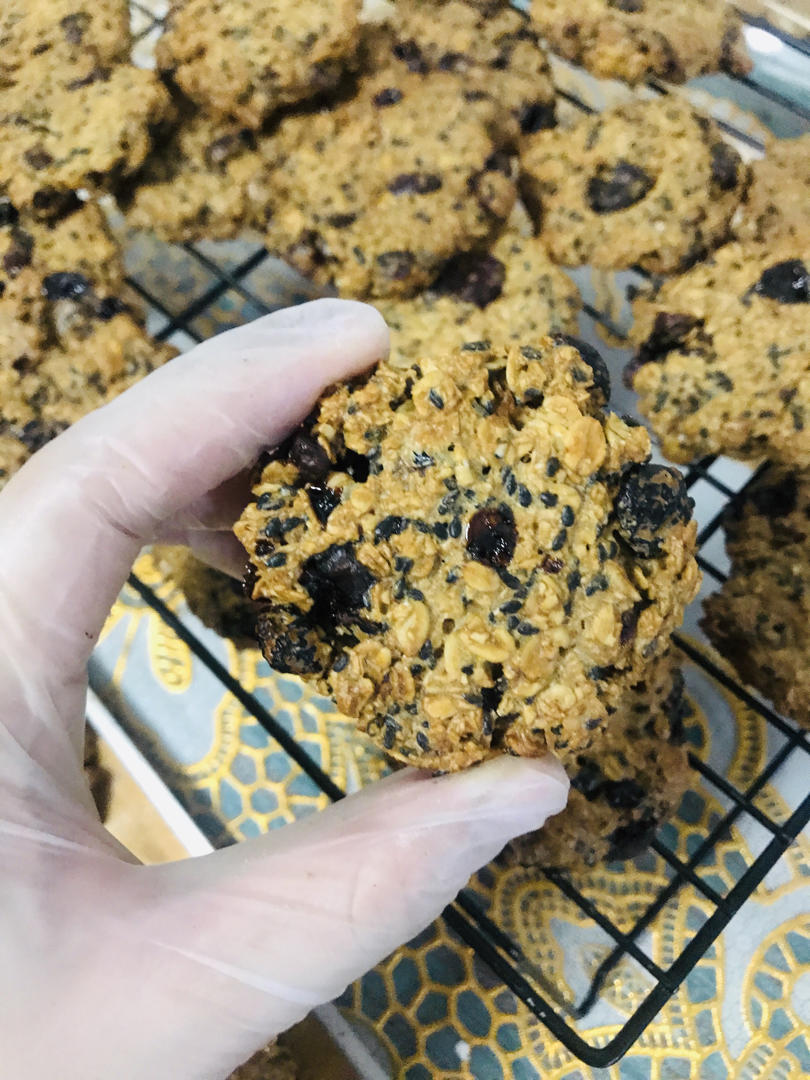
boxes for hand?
[0,299,568,1079]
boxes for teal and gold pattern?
[89,553,810,1079]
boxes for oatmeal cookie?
[372,0,556,136]
[0,1,131,73]
[0,49,171,210]
[520,97,748,273]
[235,339,699,771]
[227,1041,297,1080]
[156,0,362,128]
[734,135,810,245]
[0,201,175,486]
[529,0,750,86]
[379,225,581,366]
[122,104,273,243]
[156,547,258,648]
[627,235,810,466]
[261,68,517,298]
[702,465,810,730]
[510,651,692,868]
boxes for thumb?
[19,756,567,1079]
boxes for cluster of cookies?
[123,0,775,872]
[3,2,805,873]
[0,2,177,487]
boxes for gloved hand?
[0,299,568,1079]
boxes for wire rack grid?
[108,2,810,1068]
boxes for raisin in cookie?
[122,104,273,243]
[371,0,556,136]
[520,97,748,273]
[378,225,581,366]
[0,50,171,210]
[529,0,750,85]
[702,466,810,730]
[235,339,699,771]
[156,0,361,128]
[0,202,175,486]
[627,236,810,466]
[510,650,691,868]
[0,1,131,74]
[734,135,810,245]
[261,68,516,298]
[156,547,258,648]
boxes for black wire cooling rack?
[113,2,810,1067]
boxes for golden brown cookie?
[0,201,175,486]
[529,0,750,85]
[261,67,517,298]
[235,339,699,771]
[702,465,810,730]
[520,97,748,273]
[0,48,171,210]
[122,103,273,243]
[734,135,810,245]
[373,0,557,136]
[627,235,810,466]
[0,0,131,74]
[510,651,692,869]
[156,0,362,128]
[378,226,581,366]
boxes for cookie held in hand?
[236,338,699,770]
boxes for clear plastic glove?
[0,299,569,1079]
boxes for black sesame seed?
[561,505,575,527]
[567,569,581,592]
[412,450,434,468]
[546,457,560,477]
[500,599,522,614]
[585,573,609,596]
[551,529,567,551]
[267,552,287,568]
[518,621,539,636]
[449,515,462,538]
[332,653,349,672]
[375,515,407,542]
[416,731,431,751]
[428,388,445,409]
[540,492,558,507]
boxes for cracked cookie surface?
[235,339,699,771]
[520,97,748,273]
[378,225,581,366]
[734,135,810,245]
[510,650,692,869]
[156,0,362,128]
[529,0,750,85]
[261,66,517,298]
[702,465,810,730]
[0,200,175,486]
[627,235,810,466]
[371,0,556,136]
